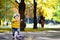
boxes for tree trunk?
[33,0,37,29]
[18,0,26,31]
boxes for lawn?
[0,27,60,32]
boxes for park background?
[0,0,60,32]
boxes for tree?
[16,0,26,31]
[0,0,17,25]
[33,0,37,29]
[53,0,60,22]
[0,10,5,25]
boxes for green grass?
[25,28,60,32]
[0,28,60,32]
[0,28,12,32]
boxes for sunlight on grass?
[0,28,60,32]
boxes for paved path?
[0,30,60,40]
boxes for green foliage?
[0,0,60,22]
[0,0,14,21]
[53,0,60,22]
[0,10,4,20]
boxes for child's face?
[15,16,19,20]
